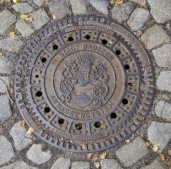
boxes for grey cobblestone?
[0,10,16,35]
[90,0,109,15]
[0,135,15,166]
[10,121,34,151]
[112,2,134,23]
[141,25,170,49]
[0,94,12,122]
[128,8,150,31]
[147,0,171,23]
[0,56,12,74]
[26,144,51,164]
[71,161,90,169]
[49,2,71,20]
[100,159,123,169]
[155,100,171,122]
[141,158,167,169]
[157,71,171,92]
[51,157,71,169]
[30,9,50,30]
[13,3,34,14]
[70,0,87,15]
[0,37,23,53]
[16,19,34,39]
[115,137,149,167]
[152,44,171,67]
[33,0,44,7]
[148,121,171,153]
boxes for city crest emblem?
[59,52,109,108]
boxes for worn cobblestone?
[0,10,16,35]
[115,137,149,167]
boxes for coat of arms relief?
[59,52,109,108]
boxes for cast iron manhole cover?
[15,16,155,152]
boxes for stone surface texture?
[26,144,51,164]
[0,161,38,169]
[129,0,146,4]
[33,0,44,6]
[0,10,16,35]
[141,25,170,49]
[115,137,149,167]
[100,159,123,169]
[71,161,90,169]
[148,121,171,152]
[51,157,71,169]
[49,2,71,20]
[155,100,171,122]
[16,19,34,38]
[30,9,50,30]
[128,8,150,31]
[0,56,12,74]
[147,0,171,23]
[0,94,12,122]
[10,121,34,151]
[0,135,15,166]
[157,71,171,92]
[152,44,171,67]
[0,77,10,93]
[141,158,167,169]
[112,2,134,23]
[13,3,34,14]
[0,37,23,53]
[70,0,87,15]
[90,0,109,15]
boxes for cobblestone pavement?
[0,0,171,168]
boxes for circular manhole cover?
[15,16,155,152]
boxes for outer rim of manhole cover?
[14,15,155,153]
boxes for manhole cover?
[15,16,155,152]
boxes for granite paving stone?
[100,159,123,169]
[141,25,170,49]
[157,71,171,92]
[70,0,87,15]
[90,0,109,15]
[26,144,51,164]
[155,100,171,122]
[0,77,10,93]
[148,121,171,153]
[0,37,23,53]
[49,2,71,20]
[71,161,90,169]
[152,44,171,67]
[12,3,34,14]
[0,56,12,74]
[0,10,16,35]
[141,158,167,169]
[0,94,12,122]
[0,161,38,169]
[30,9,50,30]
[128,8,150,31]
[147,0,171,23]
[115,137,149,167]
[112,2,134,23]
[10,121,34,151]
[129,0,146,4]
[51,157,71,169]
[0,135,15,166]
[33,0,44,6]
[15,19,34,39]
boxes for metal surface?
[14,16,155,152]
